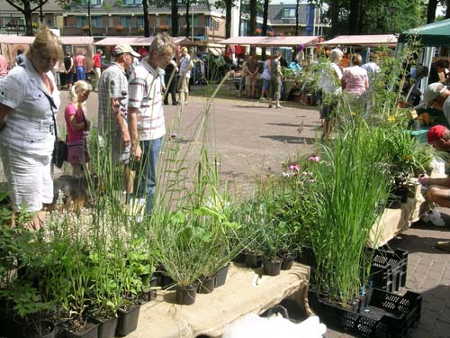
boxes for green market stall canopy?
[399,19,450,47]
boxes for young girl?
[65,80,91,177]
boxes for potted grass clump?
[309,120,390,308]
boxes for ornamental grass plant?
[309,119,391,305]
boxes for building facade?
[0,0,326,39]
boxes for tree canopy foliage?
[313,0,427,36]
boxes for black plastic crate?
[309,288,422,338]
[296,246,316,268]
[369,247,408,292]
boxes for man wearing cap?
[416,124,450,252]
[128,33,176,215]
[418,82,450,125]
[97,44,140,196]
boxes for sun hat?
[423,82,447,107]
[112,44,140,57]
[427,125,449,143]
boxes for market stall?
[218,36,321,101]
[0,34,94,71]
[319,34,398,48]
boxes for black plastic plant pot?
[245,252,262,268]
[281,255,295,270]
[92,316,118,338]
[63,322,99,338]
[175,284,197,305]
[31,320,57,338]
[116,305,141,337]
[198,276,215,294]
[214,263,230,288]
[263,258,282,276]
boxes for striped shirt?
[128,60,165,141]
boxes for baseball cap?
[427,125,448,144]
[112,44,140,58]
[423,82,447,107]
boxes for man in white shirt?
[178,47,192,105]
[128,33,176,214]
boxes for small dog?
[51,175,94,212]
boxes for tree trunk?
[185,0,190,38]
[39,0,44,24]
[427,0,438,23]
[24,1,33,36]
[171,0,179,36]
[87,0,92,36]
[143,0,150,37]
[249,0,257,35]
[446,0,450,19]
[249,0,257,54]
[262,0,269,58]
[329,0,339,36]
[348,0,362,34]
[295,0,300,35]
[225,0,232,38]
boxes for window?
[136,15,144,27]
[123,0,142,5]
[92,16,103,28]
[80,0,102,5]
[76,16,88,28]
[120,16,131,27]
[282,8,296,18]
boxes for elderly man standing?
[128,33,175,214]
[178,47,192,105]
[97,44,140,197]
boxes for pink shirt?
[0,55,8,76]
[65,103,87,143]
[342,66,369,96]
[74,54,86,67]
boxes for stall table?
[127,263,310,338]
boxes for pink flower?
[308,155,320,162]
[288,164,300,172]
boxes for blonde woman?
[65,80,91,177]
[0,26,62,228]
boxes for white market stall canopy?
[320,34,398,47]
[219,36,321,47]
[95,36,189,46]
[0,34,93,45]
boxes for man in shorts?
[97,44,140,195]
[416,125,450,252]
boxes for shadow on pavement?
[260,135,316,144]
[390,232,450,255]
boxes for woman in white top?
[0,27,62,228]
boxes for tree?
[446,0,450,18]
[4,0,51,35]
[427,0,438,23]
[142,0,150,37]
[249,0,257,35]
[56,0,92,36]
[171,0,179,36]
[295,0,300,35]
[215,0,236,38]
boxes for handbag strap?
[39,88,59,140]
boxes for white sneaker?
[422,210,446,227]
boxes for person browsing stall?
[128,33,176,215]
[0,27,62,229]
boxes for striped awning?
[320,35,398,47]
[219,36,321,47]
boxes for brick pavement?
[325,224,450,338]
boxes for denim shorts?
[262,79,271,91]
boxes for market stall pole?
[127,263,310,338]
